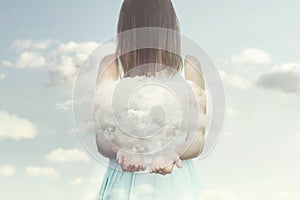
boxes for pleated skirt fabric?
[97,159,200,200]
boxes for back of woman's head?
[116,0,182,77]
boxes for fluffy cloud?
[256,63,300,95]
[219,70,252,89]
[0,110,38,141]
[2,39,115,86]
[2,60,13,67]
[45,148,90,164]
[48,41,100,85]
[54,99,73,110]
[25,166,59,178]
[49,55,79,84]
[57,41,99,54]
[0,73,6,80]
[200,190,235,200]
[231,48,271,65]
[48,41,114,85]
[16,52,46,68]
[11,39,52,51]
[0,164,16,176]
[3,52,46,68]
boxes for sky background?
[0,0,300,199]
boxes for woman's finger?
[138,163,146,171]
[128,163,135,172]
[116,153,123,164]
[132,163,139,172]
[141,164,146,171]
[122,161,132,172]
[154,166,161,174]
[157,166,166,175]
[175,159,183,168]
[161,164,174,175]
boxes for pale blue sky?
[0,0,300,200]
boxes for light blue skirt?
[97,159,200,200]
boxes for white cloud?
[16,52,46,68]
[0,110,38,141]
[219,70,252,89]
[55,99,73,110]
[57,41,99,55]
[11,39,52,50]
[256,62,300,95]
[0,164,16,176]
[2,39,115,86]
[48,41,114,85]
[49,55,79,84]
[200,190,236,200]
[3,52,47,69]
[70,177,83,185]
[0,73,6,80]
[45,148,90,164]
[2,60,13,67]
[25,166,59,178]
[231,48,271,65]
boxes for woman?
[95,0,206,199]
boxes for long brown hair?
[116,0,182,77]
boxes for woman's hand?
[150,148,183,175]
[116,149,146,172]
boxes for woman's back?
[95,0,206,199]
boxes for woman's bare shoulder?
[184,55,203,74]
[97,54,119,83]
[99,53,118,70]
[184,55,205,87]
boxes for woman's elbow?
[192,129,206,158]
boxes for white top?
[116,56,186,80]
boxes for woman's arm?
[177,55,206,160]
[96,54,119,84]
[95,54,119,159]
[95,133,118,159]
